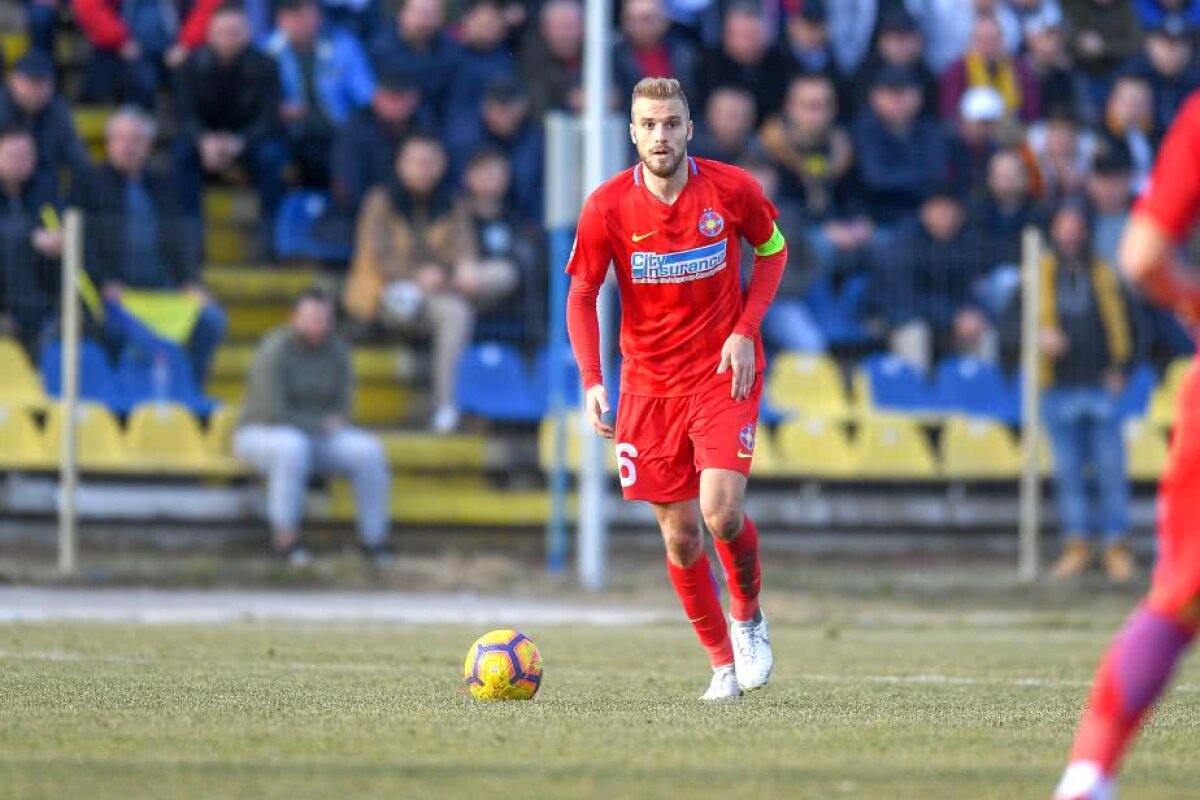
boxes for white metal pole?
[578,0,613,591]
[1018,226,1043,582]
[58,209,82,576]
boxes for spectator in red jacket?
[73,0,223,108]
[939,13,1041,124]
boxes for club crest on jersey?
[630,239,727,284]
[698,209,724,237]
[738,423,756,453]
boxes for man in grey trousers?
[234,287,392,565]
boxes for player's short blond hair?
[631,77,690,119]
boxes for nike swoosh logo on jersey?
[631,230,658,242]
[737,451,754,459]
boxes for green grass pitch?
[3,614,1200,799]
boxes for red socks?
[713,515,762,622]
[666,552,734,668]
[1070,607,1195,774]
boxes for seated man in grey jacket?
[234,288,391,565]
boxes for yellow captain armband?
[754,223,786,257]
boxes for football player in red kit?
[566,77,787,700]
[1054,93,1200,799]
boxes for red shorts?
[1149,361,1200,615]
[613,370,763,503]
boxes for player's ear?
[629,122,636,145]
[687,119,694,142]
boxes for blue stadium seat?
[861,354,936,413]
[759,397,786,426]
[1117,362,1157,420]
[274,191,352,262]
[532,343,582,409]
[932,357,1016,422]
[807,274,871,345]
[455,342,544,422]
[40,339,126,413]
[114,341,215,416]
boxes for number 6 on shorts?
[616,442,638,487]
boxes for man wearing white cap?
[949,86,1007,198]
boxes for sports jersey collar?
[632,157,698,187]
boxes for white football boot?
[700,664,742,701]
[730,611,773,691]
[1053,762,1117,800]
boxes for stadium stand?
[0,0,1192,539]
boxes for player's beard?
[640,145,687,179]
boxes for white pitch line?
[2,649,1198,694]
[0,588,671,626]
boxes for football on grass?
[463,629,542,701]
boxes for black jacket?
[0,88,91,188]
[697,44,792,125]
[176,46,282,143]
[0,171,60,343]
[70,163,202,289]
[331,106,413,214]
[872,220,991,331]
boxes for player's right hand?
[584,385,614,439]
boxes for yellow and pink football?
[463,629,543,701]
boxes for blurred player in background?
[1054,93,1200,800]
[566,77,787,700]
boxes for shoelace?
[733,621,764,661]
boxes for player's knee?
[662,525,703,567]
[704,507,744,542]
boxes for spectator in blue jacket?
[447,75,543,224]
[872,184,993,373]
[852,65,949,229]
[265,0,375,187]
[320,0,378,40]
[446,0,516,134]
[370,0,461,128]
[1134,0,1200,28]
[331,68,424,215]
[1120,14,1200,133]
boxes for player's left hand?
[717,333,755,401]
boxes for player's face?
[630,97,692,179]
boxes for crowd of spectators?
[0,0,1198,437]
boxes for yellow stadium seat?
[747,426,784,477]
[851,414,937,478]
[206,223,252,264]
[776,417,855,477]
[0,339,46,409]
[125,402,214,472]
[0,406,51,469]
[72,106,111,143]
[44,403,127,470]
[2,33,29,67]
[940,416,1020,479]
[1126,419,1168,481]
[1149,357,1192,427]
[766,352,851,419]
[202,405,251,477]
[206,404,239,457]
